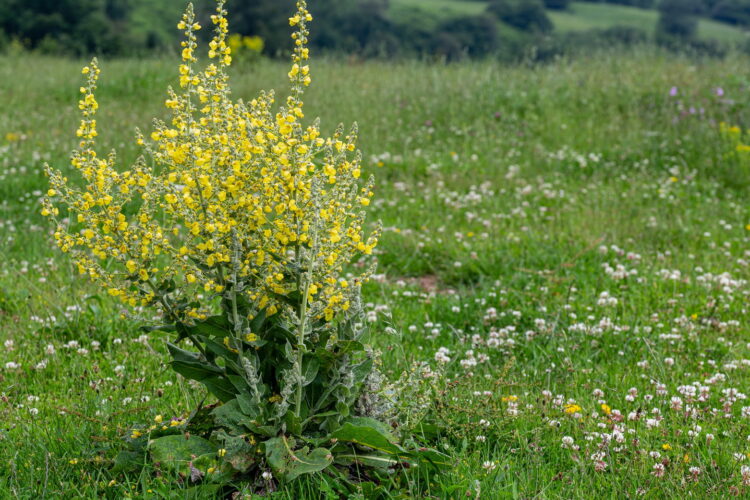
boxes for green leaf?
[284,341,295,363]
[301,356,319,386]
[333,340,364,356]
[212,399,248,435]
[264,436,332,482]
[167,342,234,402]
[201,377,236,402]
[170,359,222,381]
[167,342,202,363]
[411,447,452,469]
[334,452,399,469]
[250,308,267,332]
[139,324,176,334]
[285,412,302,436]
[335,401,350,418]
[202,336,236,358]
[212,429,256,472]
[351,358,373,385]
[111,449,144,473]
[201,337,242,374]
[270,289,302,308]
[148,434,217,471]
[329,417,404,456]
[236,391,261,418]
[189,315,232,337]
[302,410,339,425]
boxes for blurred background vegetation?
[0,0,749,61]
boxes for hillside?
[389,0,748,43]
[549,2,747,43]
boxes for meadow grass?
[3,48,750,497]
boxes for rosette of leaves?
[148,279,449,484]
[123,280,449,492]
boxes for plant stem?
[294,275,310,419]
[294,233,317,419]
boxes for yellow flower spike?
[43,0,377,337]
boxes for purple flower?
[716,87,725,97]
[669,86,678,97]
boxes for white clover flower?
[651,463,665,477]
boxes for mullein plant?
[42,0,446,490]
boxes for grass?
[4,47,750,497]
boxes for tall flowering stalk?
[43,0,443,486]
[43,0,377,327]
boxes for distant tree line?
[0,0,748,60]
[0,0,562,58]
[0,0,137,55]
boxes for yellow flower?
[662,443,672,451]
[502,395,518,402]
[563,404,582,415]
[43,0,378,353]
[600,404,611,416]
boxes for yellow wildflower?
[563,404,582,415]
[42,0,378,326]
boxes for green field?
[391,0,488,16]
[550,2,748,42]
[5,47,750,497]
[390,0,749,43]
